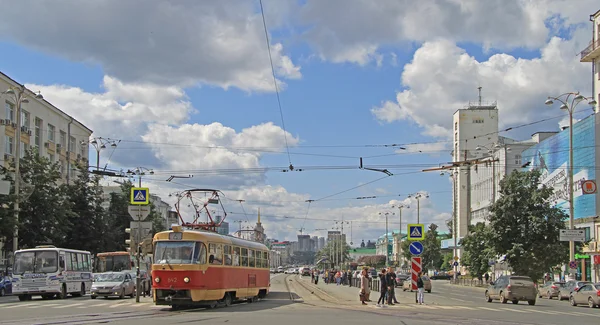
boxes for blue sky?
[0,0,597,242]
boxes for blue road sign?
[130,187,150,205]
[407,224,425,240]
[453,261,459,267]
[409,241,423,256]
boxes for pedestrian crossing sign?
[407,224,425,240]
[130,187,150,205]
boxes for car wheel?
[528,300,535,306]
[570,296,577,306]
[224,293,232,307]
[547,291,552,299]
[80,283,86,297]
[0,288,4,297]
[499,292,507,304]
[512,300,518,304]
[485,291,492,303]
[91,295,97,299]
[589,298,597,308]
[427,290,431,293]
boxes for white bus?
[12,246,92,301]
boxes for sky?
[0,0,598,244]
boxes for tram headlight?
[154,277,161,283]
[183,277,190,283]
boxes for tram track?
[293,275,339,303]
[283,274,296,301]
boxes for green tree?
[148,203,166,235]
[317,240,351,266]
[0,172,17,248]
[13,149,70,249]
[62,165,107,254]
[488,169,568,283]
[105,181,134,252]
[461,222,492,278]
[441,252,453,271]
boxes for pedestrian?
[324,270,329,284]
[387,267,398,304]
[359,269,369,305]
[336,270,342,285]
[377,269,388,307]
[417,272,425,305]
[484,273,489,284]
[311,270,315,282]
[385,267,395,305]
[314,270,319,285]
[348,270,353,287]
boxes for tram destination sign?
[559,229,585,242]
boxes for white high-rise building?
[580,9,600,111]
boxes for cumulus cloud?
[299,0,599,65]
[2,0,300,92]
[371,30,592,138]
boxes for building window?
[5,136,13,155]
[34,118,42,147]
[59,131,67,148]
[47,124,55,142]
[454,122,457,131]
[21,110,30,128]
[583,227,591,241]
[69,136,76,152]
[5,101,14,121]
[472,118,484,123]
[48,153,55,163]
[20,143,29,158]
[515,154,522,166]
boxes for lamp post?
[1,86,43,254]
[391,204,409,265]
[126,167,154,303]
[409,193,428,224]
[379,212,394,266]
[545,93,597,277]
[82,137,120,170]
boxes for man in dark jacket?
[377,269,388,306]
[386,267,398,304]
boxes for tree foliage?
[460,222,492,278]
[488,169,569,282]
[357,255,386,267]
[317,240,351,266]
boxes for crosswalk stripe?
[499,308,529,313]
[477,307,499,311]
[54,303,84,309]
[525,309,559,315]
[571,311,600,318]
[3,303,35,309]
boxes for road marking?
[499,307,529,313]
[449,293,468,297]
[27,303,60,308]
[570,311,600,318]
[525,309,560,315]
[477,307,499,311]
[448,297,468,302]
[54,303,84,309]
[3,303,36,309]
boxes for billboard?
[522,115,596,219]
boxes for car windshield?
[13,251,58,274]
[155,241,206,265]
[95,273,124,282]
[595,284,600,290]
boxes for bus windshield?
[155,241,206,265]
[14,251,58,274]
[96,255,131,272]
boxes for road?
[0,275,598,324]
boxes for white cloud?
[299,0,599,66]
[2,1,300,92]
[371,29,592,138]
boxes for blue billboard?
[521,114,596,219]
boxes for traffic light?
[125,228,133,251]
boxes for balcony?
[580,39,600,62]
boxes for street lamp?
[545,92,597,277]
[379,212,395,266]
[82,137,120,170]
[408,192,429,223]
[1,86,43,254]
[125,166,154,303]
[391,204,409,266]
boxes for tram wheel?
[224,293,232,307]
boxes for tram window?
[209,243,223,265]
[194,242,207,264]
[248,250,255,267]
[223,245,232,266]
[241,248,248,267]
[263,251,269,268]
[232,247,240,266]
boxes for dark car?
[431,272,452,280]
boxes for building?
[0,71,92,183]
[318,237,325,250]
[392,232,407,266]
[375,233,394,262]
[327,231,346,245]
[579,9,600,112]
[297,234,311,251]
[214,215,230,236]
[522,113,600,282]
[150,194,171,230]
[349,248,377,262]
[272,241,292,265]
[269,250,281,269]
[311,236,318,251]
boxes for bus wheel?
[57,285,67,299]
[224,293,232,307]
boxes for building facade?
[1,72,92,183]
[522,113,600,282]
[272,242,291,265]
[150,194,172,231]
[214,215,230,236]
[579,9,600,113]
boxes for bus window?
[223,245,232,266]
[232,247,240,266]
[65,252,72,271]
[59,255,65,272]
[241,248,248,267]
[248,250,255,267]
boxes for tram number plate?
[167,278,178,284]
[169,232,183,240]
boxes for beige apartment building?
[1,71,92,183]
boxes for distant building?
[297,235,311,251]
[311,236,318,251]
[272,241,291,265]
[214,215,229,236]
[327,231,346,245]
[349,248,377,262]
[318,237,325,250]
[150,194,171,230]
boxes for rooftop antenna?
[478,86,482,106]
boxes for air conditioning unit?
[56,144,62,151]
[589,241,598,252]
[44,142,50,148]
[0,120,5,125]
[10,122,16,128]
[4,119,11,125]
[27,130,32,136]
[77,154,81,159]
[21,126,28,132]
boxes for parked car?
[301,267,311,276]
[395,273,410,287]
[558,280,592,301]
[403,275,431,293]
[90,272,135,299]
[0,275,12,296]
[538,281,565,299]
[430,272,452,280]
[485,275,537,305]
[569,283,600,308]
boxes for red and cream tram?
[152,226,270,307]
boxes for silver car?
[90,272,135,299]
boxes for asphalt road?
[0,275,599,325]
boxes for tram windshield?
[154,241,207,265]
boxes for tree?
[461,222,492,278]
[104,181,134,252]
[62,165,107,254]
[441,252,453,271]
[488,169,569,283]
[11,149,71,249]
[446,218,453,238]
[317,240,351,266]
[149,203,166,235]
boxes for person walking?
[348,270,353,287]
[314,270,319,285]
[359,269,369,305]
[484,273,489,284]
[417,272,425,305]
[387,267,398,304]
[377,269,388,307]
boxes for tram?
[152,225,270,307]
